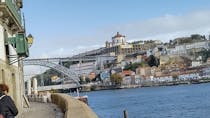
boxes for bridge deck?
[38,83,78,91]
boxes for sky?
[23,0,210,58]
[23,0,210,76]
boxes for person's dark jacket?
[0,92,18,118]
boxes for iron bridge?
[23,56,116,87]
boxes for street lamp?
[27,34,33,48]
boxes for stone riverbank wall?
[51,93,98,118]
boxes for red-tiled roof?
[122,70,132,76]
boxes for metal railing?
[23,55,117,62]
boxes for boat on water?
[189,79,200,84]
[74,95,88,105]
[72,88,88,105]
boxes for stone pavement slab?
[20,102,64,118]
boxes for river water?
[83,83,210,118]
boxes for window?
[12,0,17,4]
[4,29,9,63]
[5,45,9,56]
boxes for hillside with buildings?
[35,32,210,88]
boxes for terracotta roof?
[122,70,132,76]
[112,32,125,38]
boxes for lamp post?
[27,34,33,47]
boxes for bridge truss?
[23,59,80,85]
[23,56,117,87]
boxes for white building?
[122,76,132,85]
[105,32,127,47]
[147,45,167,57]
[191,61,202,67]
[178,73,200,81]
[111,32,126,46]
[69,62,96,75]
[186,41,209,50]
[167,41,210,55]
[153,76,173,82]
[167,45,187,55]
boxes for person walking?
[0,84,18,118]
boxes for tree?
[147,55,159,67]
[194,49,210,62]
[110,73,123,86]
[123,62,145,72]
[60,61,79,68]
[172,74,178,81]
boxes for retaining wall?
[51,93,98,118]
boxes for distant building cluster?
[62,32,210,85]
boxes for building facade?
[0,0,30,116]
[69,62,96,76]
[105,32,157,56]
[167,41,210,56]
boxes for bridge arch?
[23,59,80,86]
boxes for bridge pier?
[32,78,38,95]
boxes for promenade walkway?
[20,102,64,118]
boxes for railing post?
[123,110,128,118]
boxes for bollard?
[123,110,128,118]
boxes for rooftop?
[112,32,125,39]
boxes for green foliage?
[123,62,145,72]
[172,74,178,81]
[60,61,79,68]
[146,55,159,67]
[176,34,206,45]
[194,49,210,62]
[110,73,123,85]
[32,68,63,86]
[178,38,193,44]
[104,63,113,69]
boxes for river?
[82,83,210,118]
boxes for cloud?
[31,9,210,58]
[104,10,210,41]
[26,9,210,75]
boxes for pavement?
[20,102,64,118]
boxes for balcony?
[0,0,23,33]
[7,33,29,57]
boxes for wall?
[0,60,25,114]
[0,25,6,61]
[0,22,25,117]
[51,93,98,118]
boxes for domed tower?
[112,32,126,46]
